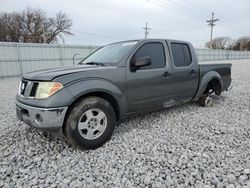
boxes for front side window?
[171,43,192,67]
[134,42,166,69]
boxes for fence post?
[16,44,23,76]
[227,50,230,60]
[59,45,63,66]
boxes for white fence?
[1,42,250,78]
[195,48,250,61]
[0,42,98,78]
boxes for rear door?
[168,41,199,101]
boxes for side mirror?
[131,56,151,71]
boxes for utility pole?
[142,22,150,39]
[206,12,219,48]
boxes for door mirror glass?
[132,56,151,71]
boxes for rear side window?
[171,43,192,67]
[134,42,166,69]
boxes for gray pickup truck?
[16,39,232,149]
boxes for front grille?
[29,83,38,97]
[19,80,39,98]
[19,80,28,96]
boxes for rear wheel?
[198,95,213,107]
[64,96,116,149]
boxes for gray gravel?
[0,60,250,188]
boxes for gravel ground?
[0,60,250,188]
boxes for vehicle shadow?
[114,94,227,135]
[115,101,197,133]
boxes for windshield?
[80,41,138,65]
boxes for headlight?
[35,82,63,99]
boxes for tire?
[198,95,213,107]
[64,96,116,149]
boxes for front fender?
[65,78,126,115]
[193,71,223,101]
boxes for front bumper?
[16,100,68,136]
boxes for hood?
[22,65,107,81]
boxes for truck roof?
[110,38,190,45]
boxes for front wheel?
[64,96,116,149]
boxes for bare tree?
[205,37,231,50]
[0,12,23,42]
[0,7,73,43]
[205,36,250,51]
[232,37,250,51]
[0,13,9,41]
[226,39,237,50]
[45,12,73,43]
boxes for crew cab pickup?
[16,39,232,149]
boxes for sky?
[1,0,250,48]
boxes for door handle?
[162,71,171,77]
[190,69,196,75]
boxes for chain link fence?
[1,42,250,78]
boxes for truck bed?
[199,63,232,91]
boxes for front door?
[126,40,173,112]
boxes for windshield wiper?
[84,62,105,66]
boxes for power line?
[150,19,198,27]
[218,22,249,35]
[156,0,208,18]
[178,0,211,15]
[72,29,126,40]
[142,22,151,39]
[177,0,250,34]
[73,0,249,44]
[207,12,219,47]
[148,0,207,21]
[218,17,250,34]
[154,0,249,40]
[145,0,204,22]
[152,0,250,36]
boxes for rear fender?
[193,71,223,101]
